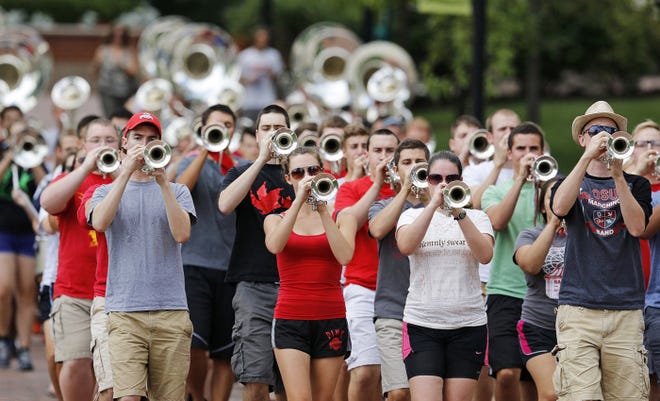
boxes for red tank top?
[275,231,345,320]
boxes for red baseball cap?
[123,111,162,139]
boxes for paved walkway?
[0,333,245,401]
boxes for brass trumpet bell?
[97,148,120,174]
[319,133,344,163]
[201,123,230,152]
[443,181,471,210]
[308,173,338,211]
[469,130,494,161]
[143,140,172,172]
[409,162,428,199]
[607,131,635,160]
[271,128,298,158]
[531,155,558,182]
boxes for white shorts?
[344,284,380,370]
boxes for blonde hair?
[632,119,660,138]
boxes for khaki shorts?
[90,296,112,392]
[51,295,93,362]
[108,310,192,400]
[554,305,649,401]
[375,318,409,394]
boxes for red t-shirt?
[334,176,395,290]
[52,173,113,300]
[275,231,345,319]
[640,182,660,289]
[77,184,108,298]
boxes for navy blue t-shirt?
[550,173,651,310]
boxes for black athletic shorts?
[272,317,350,359]
[403,322,486,380]
[184,265,235,359]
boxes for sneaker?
[0,338,10,368]
[16,348,33,371]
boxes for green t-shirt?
[482,180,541,299]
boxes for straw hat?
[571,101,627,143]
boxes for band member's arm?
[642,204,660,239]
[612,160,649,237]
[397,183,444,255]
[91,165,131,233]
[514,217,561,275]
[176,150,208,191]
[45,214,59,234]
[0,149,13,181]
[320,204,357,266]
[453,208,494,264]
[369,177,411,240]
[154,169,192,243]
[41,147,104,214]
[218,132,272,215]
[485,153,535,231]
[264,177,308,254]
[340,157,389,228]
[91,146,141,232]
[552,131,607,217]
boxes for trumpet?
[443,181,471,210]
[201,124,230,152]
[409,162,428,199]
[385,158,400,189]
[319,133,344,174]
[271,128,298,158]
[13,135,48,169]
[97,148,120,175]
[654,155,660,178]
[307,173,339,211]
[142,140,172,173]
[469,130,494,161]
[530,155,558,182]
[299,136,319,148]
[602,131,634,169]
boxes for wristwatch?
[454,210,467,221]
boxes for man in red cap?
[89,111,196,401]
[41,117,120,401]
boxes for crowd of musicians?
[1,60,660,401]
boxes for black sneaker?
[16,348,33,371]
[0,338,9,368]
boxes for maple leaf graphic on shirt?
[250,182,293,215]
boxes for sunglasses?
[427,174,461,185]
[289,165,322,180]
[582,125,617,136]
[635,140,660,148]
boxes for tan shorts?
[51,295,93,362]
[375,318,409,394]
[90,296,112,392]
[554,305,649,401]
[108,310,193,400]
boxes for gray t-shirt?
[514,225,566,330]
[90,180,196,313]
[176,156,235,271]
[369,198,422,320]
